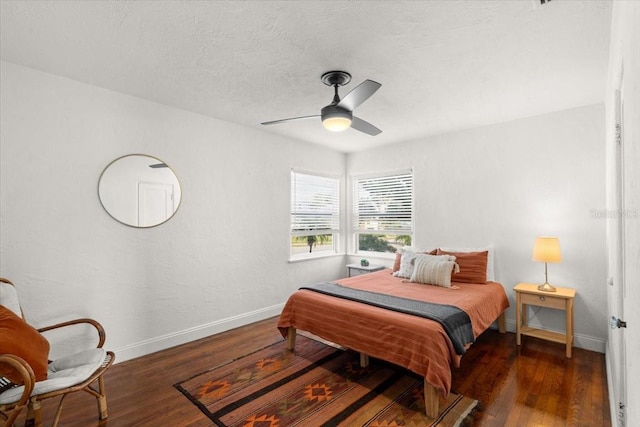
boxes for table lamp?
[532,236,562,292]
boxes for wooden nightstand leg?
[566,298,574,358]
[516,292,522,346]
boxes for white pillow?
[393,247,436,279]
[410,257,457,288]
[440,246,495,281]
[393,248,418,278]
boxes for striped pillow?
[436,249,488,283]
[410,257,457,288]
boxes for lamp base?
[538,282,557,292]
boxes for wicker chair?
[0,278,115,427]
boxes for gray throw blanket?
[300,281,474,355]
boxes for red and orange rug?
[175,335,478,426]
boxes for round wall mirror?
[98,154,182,228]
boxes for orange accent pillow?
[436,249,489,283]
[0,305,50,384]
[392,252,402,273]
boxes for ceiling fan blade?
[351,116,382,136]
[261,115,319,126]
[337,79,381,111]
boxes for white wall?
[0,60,609,363]
[0,61,347,361]
[347,104,607,352]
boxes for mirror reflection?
[98,154,182,227]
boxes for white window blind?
[353,171,413,234]
[291,171,340,235]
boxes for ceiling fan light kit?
[261,70,382,136]
[321,104,352,132]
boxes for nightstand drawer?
[520,292,566,310]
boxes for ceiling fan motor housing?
[321,104,352,120]
[321,104,353,131]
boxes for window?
[353,171,413,254]
[290,171,340,259]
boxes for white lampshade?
[532,237,562,263]
[532,236,561,292]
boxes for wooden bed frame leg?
[424,381,439,418]
[286,327,296,350]
[498,312,506,333]
[359,353,369,367]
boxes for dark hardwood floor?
[12,316,610,426]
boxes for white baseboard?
[574,332,606,354]
[500,319,606,353]
[112,303,285,363]
[113,308,606,364]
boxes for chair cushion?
[0,305,50,383]
[0,281,22,317]
[49,348,106,373]
[0,348,107,405]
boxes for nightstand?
[515,282,576,358]
[346,263,385,277]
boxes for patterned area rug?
[175,335,478,427]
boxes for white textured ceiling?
[0,0,612,153]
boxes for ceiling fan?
[261,71,382,136]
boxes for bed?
[277,252,509,418]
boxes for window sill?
[347,252,396,261]
[288,253,344,263]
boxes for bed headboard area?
[391,246,495,284]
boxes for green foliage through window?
[292,234,333,254]
[357,234,412,253]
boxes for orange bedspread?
[277,268,509,397]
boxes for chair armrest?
[38,318,107,348]
[0,354,35,407]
